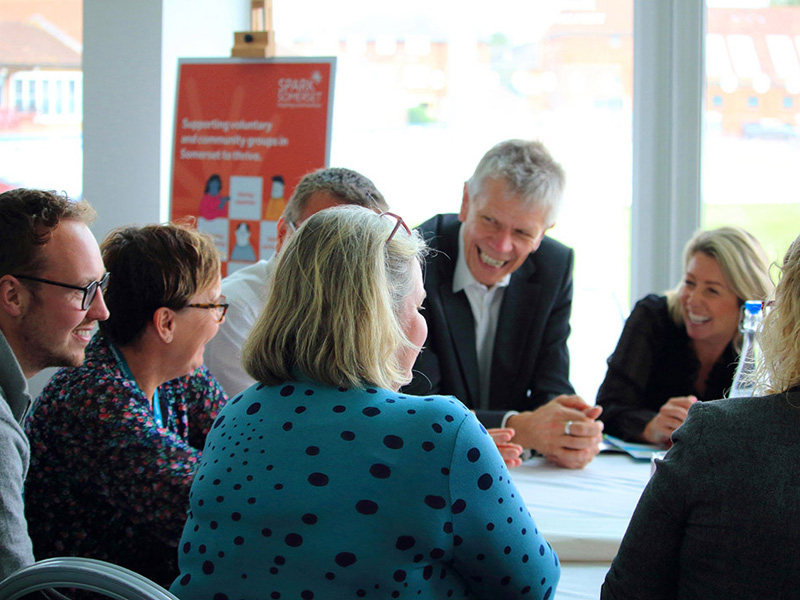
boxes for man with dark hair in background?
[0,188,109,579]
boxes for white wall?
[83,0,250,241]
[28,0,250,398]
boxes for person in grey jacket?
[601,231,800,599]
[0,188,109,580]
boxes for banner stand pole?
[231,0,276,58]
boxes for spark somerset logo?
[277,70,325,108]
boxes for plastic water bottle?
[728,300,763,398]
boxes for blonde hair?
[758,234,800,393]
[666,227,773,331]
[243,205,427,390]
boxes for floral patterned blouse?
[23,333,227,587]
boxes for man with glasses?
[203,167,389,397]
[404,140,604,469]
[0,188,109,579]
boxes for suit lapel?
[438,280,480,405]
[491,260,541,401]
[431,216,480,406]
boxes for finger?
[498,451,523,467]
[666,396,697,409]
[545,446,598,469]
[488,428,515,443]
[583,405,603,420]
[553,394,591,410]
[658,406,691,421]
[561,433,604,451]
[496,442,524,456]
[562,420,604,438]
[655,413,688,430]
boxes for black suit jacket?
[403,213,575,427]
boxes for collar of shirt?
[452,223,511,294]
[108,339,163,428]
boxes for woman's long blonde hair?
[243,205,427,391]
[758,234,800,394]
[666,227,773,343]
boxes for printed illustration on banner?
[229,175,263,221]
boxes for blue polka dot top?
[170,375,559,600]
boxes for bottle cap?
[744,300,762,314]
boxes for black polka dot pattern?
[355,500,379,515]
[369,464,391,479]
[170,380,560,600]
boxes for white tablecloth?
[512,452,653,599]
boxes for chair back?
[0,557,180,600]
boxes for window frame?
[631,0,705,305]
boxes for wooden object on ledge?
[232,0,275,58]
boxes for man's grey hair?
[283,167,389,225]
[466,139,566,226]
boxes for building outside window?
[5,0,799,399]
[0,0,83,197]
[275,0,634,397]
[704,0,800,271]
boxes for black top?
[596,294,737,440]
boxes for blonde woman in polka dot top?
[171,206,560,600]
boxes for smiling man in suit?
[404,139,603,468]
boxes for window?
[56,80,63,114]
[704,2,800,269]
[0,1,83,196]
[13,80,23,112]
[42,81,50,114]
[28,80,36,112]
[274,0,634,397]
[69,80,77,114]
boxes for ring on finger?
[564,420,574,436]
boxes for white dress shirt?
[452,224,510,411]
[203,258,276,397]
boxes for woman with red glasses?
[24,223,228,587]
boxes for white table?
[513,452,653,599]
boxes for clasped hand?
[506,395,604,469]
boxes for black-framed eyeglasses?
[186,296,229,322]
[13,272,110,311]
[380,212,411,244]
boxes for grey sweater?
[0,329,34,581]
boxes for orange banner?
[169,57,335,275]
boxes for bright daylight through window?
[0,0,82,198]
[703,0,800,271]
[3,0,799,399]
[274,0,634,398]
